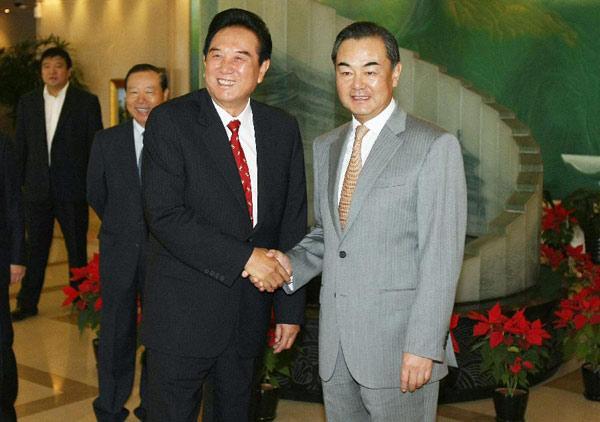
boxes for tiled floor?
[9,213,600,420]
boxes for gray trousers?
[322,346,439,422]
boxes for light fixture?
[3,8,10,14]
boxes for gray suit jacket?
[286,106,467,389]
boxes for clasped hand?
[242,248,291,292]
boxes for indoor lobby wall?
[36,0,190,128]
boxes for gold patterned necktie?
[338,124,369,229]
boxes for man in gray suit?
[256,22,467,421]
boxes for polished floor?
[9,213,600,421]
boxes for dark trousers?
[146,344,257,422]
[0,281,18,421]
[93,262,146,422]
[17,199,88,310]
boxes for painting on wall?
[109,78,128,127]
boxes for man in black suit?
[12,47,103,321]
[142,8,307,422]
[88,64,169,422]
[0,132,26,421]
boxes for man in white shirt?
[12,47,102,321]
[260,22,467,421]
[87,64,169,422]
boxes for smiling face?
[203,25,270,116]
[125,70,169,127]
[41,56,71,95]
[335,36,401,123]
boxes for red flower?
[510,357,522,374]
[449,313,460,353]
[541,204,576,233]
[94,297,103,312]
[504,309,529,335]
[573,314,588,330]
[523,360,534,370]
[525,319,551,346]
[62,286,80,306]
[540,244,565,269]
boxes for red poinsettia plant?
[555,278,600,372]
[540,202,597,288]
[62,253,102,334]
[469,303,552,396]
[260,309,295,388]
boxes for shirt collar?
[43,81,70,100]
[133,119,145,136]
[351,99,396,135]
[211,99,252,129]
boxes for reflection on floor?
[9,212,600,421]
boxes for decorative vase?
[255,383,280,422]
[582,363,600,401]
[492,388,529,422]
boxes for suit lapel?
[328,123,352,238]
[122,120,141,189]
[339,107,407,238]
[252,101,273,233]
[34,91,48,165]
[196,91,250,224]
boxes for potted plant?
[563,188,600,263]
[469,303,552,422]
[554,279,600,401]
[255,311,296,422]
[62,253,102,357]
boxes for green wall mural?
[320,0,600,198]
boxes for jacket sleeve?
[273,118,307,325]
[3,137,26,265]
[86,132,107,219]
[285,137,326,292]
[403,134,467,362]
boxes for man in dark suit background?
[87,64,169,422]
[12,47,103,321]
[141,8,307,421]
[0,132,26,421]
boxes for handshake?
[242,248,292,292]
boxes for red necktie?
[227,120,253,223]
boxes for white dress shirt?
[133,119,144,165]
[43,82,69,164]
[336,99,396,205]
[212,99,259,226]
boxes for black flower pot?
[492,388,529,422]
[255,383,280,421]
[582,363,600,401]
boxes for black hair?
[125,64,168,91]
[203,8,272,64]
[331,21,400,67]
[40,47,72,69]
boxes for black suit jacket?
[87,120,146,291]
[14,85,103,203]
[0,133,25,345]
[141,89,307,358]
[0,133,25,273]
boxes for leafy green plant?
[0,34,85,124]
